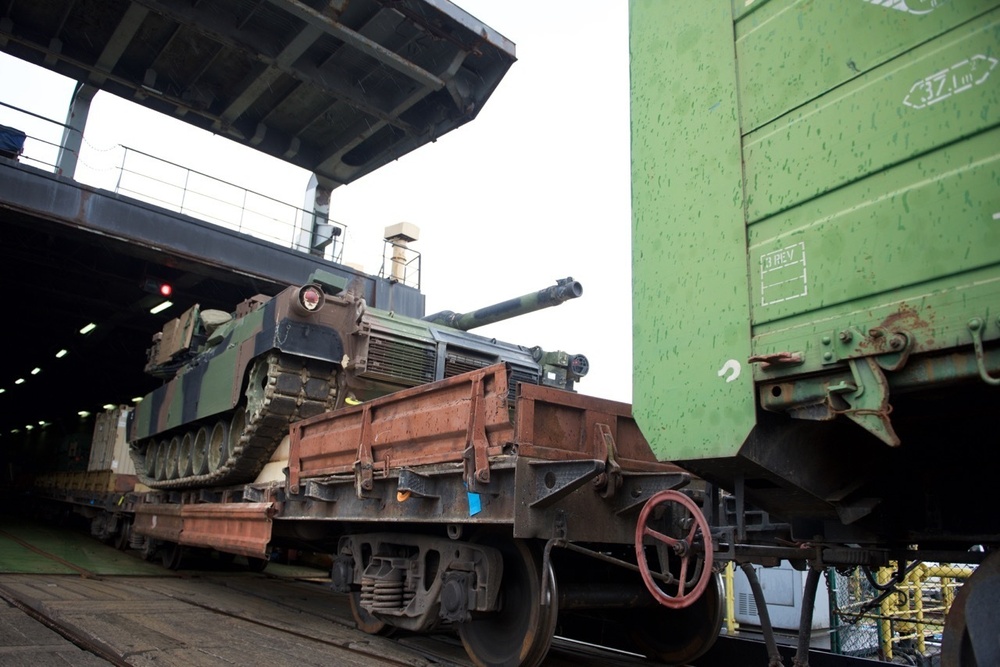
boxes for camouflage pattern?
[129,272,588,489]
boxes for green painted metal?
[734,0,997,132]
[629,1,757,461]
[630,0,1000,461]
[743,9,1000,223]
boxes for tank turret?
[422,277,582,331]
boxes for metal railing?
[0,100,345,263]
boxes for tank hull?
[130,280,588,490]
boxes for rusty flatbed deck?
[133,364,690,558]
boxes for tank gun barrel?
[422,277,583,331]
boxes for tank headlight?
[569,354,589,379]
[296,284,326,314]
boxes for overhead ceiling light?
[10,428,19,434]
[56,349,68,358]
[31,368,41,375]
[14,378,24,385]
[102,403,116,410]
[131,396,143,403]
[0,388,4,394]
[38,420,47,426]
[25,424,33,431]
[78,410,91,418]
[150,300,173,314]
[79,323,97,334]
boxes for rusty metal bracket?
[829,357,900,446]
[748,351,804,370]
[354,405,375,496]
[822,327,912,371]
[462,376,491,489]
[397,468,441,499]
[969,318,1000,386]
[592,423,623,499]
[526,460,605,509]
[304,480,339,502]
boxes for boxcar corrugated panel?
[734,0,996,134]
[742,8,999,223]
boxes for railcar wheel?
[140,537,158,561]
[628,569,724,663]
[941,550,1000,666]
[635,489,714,609]
[246,556,269,573]
[114,518,132,551]
[162,541,184,570]
[349,590,397,636]
[458,539,557,667]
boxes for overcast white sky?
[0,1,634,402]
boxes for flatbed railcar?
[126,362,724,667]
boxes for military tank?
[129,272,588,490]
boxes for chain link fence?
[725,559,976,664]
[830,561,974,663]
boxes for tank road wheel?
[154,439,169,481]
[635,490,714,609]
[459,539,558,667]
[191,426,210,476]
[143,440,158,478]
[165,435,181,480]
[177,432,194,478]
[942,550,1000,666]
[215,411,240,471]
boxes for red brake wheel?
[634,490,714,609]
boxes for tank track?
[134,352,339,490]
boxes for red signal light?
[142,277,174,297]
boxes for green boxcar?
[630,0,1000,546]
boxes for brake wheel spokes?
[635,490,714,609]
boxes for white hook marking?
[718,359,741,383]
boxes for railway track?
[0,520,657,667]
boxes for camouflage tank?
[128,272,588,490]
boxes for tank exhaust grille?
[443,351,493,379]
[443,351,538,403]
[362,332,436,386]
[509,367,540,395]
